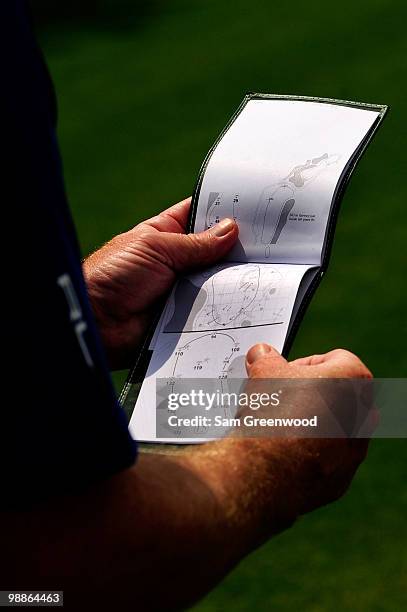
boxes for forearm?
[0,441,299,611]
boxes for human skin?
[83,197,239,369]
[0,347,372,611]
[0,199,373,610]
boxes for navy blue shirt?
[1,1,137,507]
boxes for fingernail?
[211,218,235,237]
[246,343,272,365]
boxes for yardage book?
[121,93,387,443]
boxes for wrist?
[178,438,301,553]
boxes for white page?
[129,263,314,442]
[194,99,380,264]
[148,301,170,350]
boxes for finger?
[297,349,373,379]
[290,354,327,366]
[314,348,373,378]
[157,218,239,271]
[246,344,287,377]
[144,197,192,233]
[290,349,364,367]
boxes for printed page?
[194,99,380,264]
[129,262,314,442]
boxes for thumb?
[246,343,287,377]
[160,218,239,272]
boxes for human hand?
[83,197,238,368]
[243,344,374,516]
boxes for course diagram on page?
[125,95,386,443]
[163,263,292,333]
[157,331,244,380]
[205,192,240,229]
[251,153,340,256]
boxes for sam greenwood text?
[167,415,318,428]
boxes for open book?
[121,93,387,443]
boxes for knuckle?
[330,348,372,378]
[136,231,173,267]
[187,232,216,266]
[135,227,153,243]
[331,348,355,359]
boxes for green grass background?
[34,0,406,609]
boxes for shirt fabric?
[1,1,137,508]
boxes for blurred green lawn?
[36,0,406,609]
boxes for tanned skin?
[0,199,372,611]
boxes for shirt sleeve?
[1,0,137,508]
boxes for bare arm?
[3,202,371,609]
[0,444,296,611]
[0,348,372,611]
